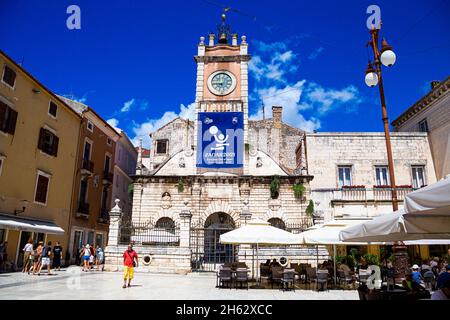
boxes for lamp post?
[365,26,398,211]
[365,24,408,284]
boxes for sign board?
[196,112,244,168]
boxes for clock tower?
[194,14,250,174]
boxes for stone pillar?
[104,199,123,272]
[107,199,122,246]
[179,199,192,248]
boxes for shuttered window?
[0,100,18,135]
[37,128,59,156]
[34,173,50,204]
[48,101,58,118]
[2,65,16,88]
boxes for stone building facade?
[307,132,436,221]
[104,17,441,274]
[392,77,450,180]
[105,17,319,274]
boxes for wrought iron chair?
[218,268,233,289]
[338,269,354,289]
[271,266,284,289]
[235,268,249,290]
[281,269,296,291]
[305,267,317,289]
[260,264,271,287]
[315,270,329,291]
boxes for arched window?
[155,217,175,231]
[268,218,286,230]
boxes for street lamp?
[365,24,407,284]
[365,25,398,212]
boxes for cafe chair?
[281,269,295,291]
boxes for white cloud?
[249,40,363,132]
[253,40,287,52]
[308,47,324,60]
[305,83,362,114]
[250,81,321,132]
[131,102,196,148]
[106,118,121,133]
[120,98,135,113]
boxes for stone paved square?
[0,268,358,300]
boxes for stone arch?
[201,200,239,223]
[268,217,286,230]
[264,208,288,224]
[154,208,179,224]
[155,217,176,229]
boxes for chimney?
[272,106,283,129]
[431,80,440,90]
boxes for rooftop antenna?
[262,103,265,120]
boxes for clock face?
[208,71,236,96]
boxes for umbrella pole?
[316,245,319,267]
[252,246,254,281]
[333,244,337,287]
[256,243,259,283]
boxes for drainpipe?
[66,118,84,264]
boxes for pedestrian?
[81,244,91,272]
[32,241,43,275]
[436,265,450,289]
[0,241,7,272]
[38,241,52,275]
[96,247,104,271]
[22,238,34,273]
[122,243,138,288]
[52,241,63,271]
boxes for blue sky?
[1,0,449,147]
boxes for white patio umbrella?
[339,178,450,243]
[404,177,450,212]
[339,206,450,242]
[219,219,299,282]
[295,219,382,285]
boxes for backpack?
[42,246,50,257]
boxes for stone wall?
[306,132,437,220]
[132,176,312,225]
[104,245,192,274]
[394,91,450,180]
[149,118,194,170]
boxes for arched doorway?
[268,217,286,230]
[190,212,237,271]
[204,212,236,265]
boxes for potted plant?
[270,176,280,199]
[305,199,314,217]
[176,179,184,193]
[292,183,305,199]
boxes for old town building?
[59,97,120,264]
[112,130,137,224]
[392,77,450,180]
[0,50,81,268]
[103,17,444,273]
[105,17,322,274]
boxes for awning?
[0,213,65,235]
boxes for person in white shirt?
[22,238,34,273]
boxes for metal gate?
[190,214,239,272]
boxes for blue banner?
[196,112,244,168]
